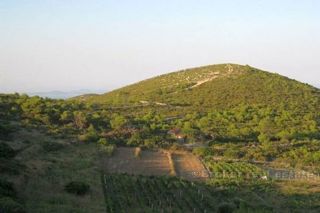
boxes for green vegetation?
[102,174,255,212]
[0,122,105,212]
[0,142,16,159]
[98,138,116,156]
[65,181,90,196]
[196,139,320,174]
[0,196,25,213]
[102,173,320,212]
[204,161,266,180]
[82,64,319,113]
[42,141,65,152]
[0,63,319,212]
[0,178,25,213]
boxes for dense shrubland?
[83,64,319,112]
[0,86,319,171]
[0,64,320,212]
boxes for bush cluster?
[0,143,16,159]
[64,181,90,195]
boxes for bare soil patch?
[103,147,172,176]
[172,151,210,181]
[103,147,210,182]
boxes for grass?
[2,124,320,212]
[20,143,105,213]
[2,126,106,213]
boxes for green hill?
[1,64,320,212]
[80,64,319,112]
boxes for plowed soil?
[103,147,209,181]
[172,151,210,181]
[103,147,171,176]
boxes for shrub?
[134,147,142,158]
[97,138,116,156]
[0,142,15,159]
[78,134,88,142]
[233,198,249,209]
[78,125,99,143]
[143,139,156,148]
[42,141,65,152]
[99,144,116,156]
[0,197,25,213]
[65,181,90,195]
[193,147,210,158]
[98,138,109,146]
[127,132,143,146]
[223,148,244,159]
[0,159,24,175]
[217,202,235,213]
[0,124,13,140]
[0,178,15,197]
[169,143,188,151]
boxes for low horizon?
[1,1,319,93]
[3,62,320,95]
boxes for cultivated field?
[102,174,217,213]
[172,152,210,181]
[103,147,172,176]
[102,148,210,181]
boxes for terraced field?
[172,152,210,181]
[103,147,172,176]
[102,148,209,182]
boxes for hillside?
[79,64,320,112]
[1,123,319,212]
[1,64,320,212]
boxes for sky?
[0,0,319,93]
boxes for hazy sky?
[0,0,319,93]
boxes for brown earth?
[103,147,172,176]
[103,147,210,181]
[172,151,210,181]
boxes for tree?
[73,111,88,129]
[98,138,109,146]
[0,142,16,159]
[78,124,99,142]
[60,111,73,123]
[110,115,127,130]
[257,118,276,142]
[258,133,269,143]
[144,138,156,148]
[193,147,210,158]
[127,132,143,146]
[87,124,99,141]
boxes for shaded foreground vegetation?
[0,123,105,212]
[102,173,320,213]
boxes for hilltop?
[78,64,319,112]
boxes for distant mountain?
[28,89,105,99]
[79,63,319,112]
